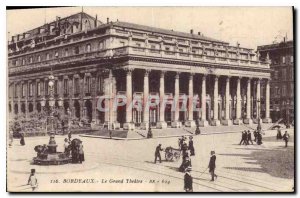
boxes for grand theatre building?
[8,12,272,130]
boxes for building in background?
[257,39,294,125]
[8,12,272,130]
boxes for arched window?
[86,44,91,52]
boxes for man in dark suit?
[208,151,217,181]
[247,130,253,145]
[239,131,247,145]
[184,166,193,192]
[154,144,163,163]
[282,131,290,147]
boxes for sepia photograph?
[6,6,294,192]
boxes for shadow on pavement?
[223,147,294,179]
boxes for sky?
[7,7,293,50]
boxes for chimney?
[190,29,193,34]
[198,32,201,36]
[283,36,286,43]
[107,17,109,24]
[94,14,97,27]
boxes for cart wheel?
[173,152,180,161]
[165,152,173,161]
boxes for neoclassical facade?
[8,12,271,130]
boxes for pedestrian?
[64,138,70,156]
[188,136,195,156]
[27,169,38,191]
[78,141,85,163]
[180,136,185,150]
[239,131,247,145]
[208,151,217,181]
[179,156,192,172]
[247,130,253,145]
[184,166,193,192]
[282,131,290,147]
[9,130,13,147]
[182,141,189,160]
[257,132,263,145]
[154,144,163,164]
[20,133,25,146]
[253,130,258,142]
[68,131,72,143]
[277,128,282,140]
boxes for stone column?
[212,76,220,126]
[186,73,196,127]
[256,78,262,123]
[234,77,242,124]
[108,70,114,130]
[244,78,253,124]
[222,76,232,125]
[263,79,272,123]
[172,72,181,128]
[157,71,167,129]
[123,68,135,130]
[142,70,150,129]
[199,75,209,127]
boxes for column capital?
[202,74,207,80]
[175,72,180,79]
[144,69,151,77]
[189,73,194,80]
[125,68,134,75]
[214,75,219,81]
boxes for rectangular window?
[74,78,80,94]
[54,81,58,95]
[37,82,41,96]
[64,79,69,94]
[37,55,41,62]
[74,46,79,55]
[291,55,293,63]
[274,71,279,80]
[282,69,286,80]
[22,84,26,97]
[65,48,69,56]
[45,81,49,95]
[282,56,286,64]
[46,53,50,60]
[85,76,91,93]
[29,83,33,96]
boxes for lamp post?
[286,100,290,128]
[257,99,261,132]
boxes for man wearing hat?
[188,136,195,156]
[154,144,163,163]
[184,166,193,192]
[208,151,217,181]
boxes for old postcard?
[7,7,294,192]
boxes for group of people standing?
[64,132,85,164]
[239,130,263,145]
[277,128,290,147]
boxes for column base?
[263,118,272,123]
[123,123,135,130]
[140,122,149,130]
[221,119,232,126]
[211,120,221,126]
[112,122,120,130]
[199,120,209,127]
[156,121,168,129]
[253,118,262,124]
[244,118,253,125]
[171,121,182,128]
[185,120,196,128]
[233,119,243,125]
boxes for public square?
[7,126,294,192]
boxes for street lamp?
[286,100,290,128]
[257,99,261,132]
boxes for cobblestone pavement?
[7,127,294,192]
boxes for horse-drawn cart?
[164,146,181,161]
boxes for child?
[28,169,38,191]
